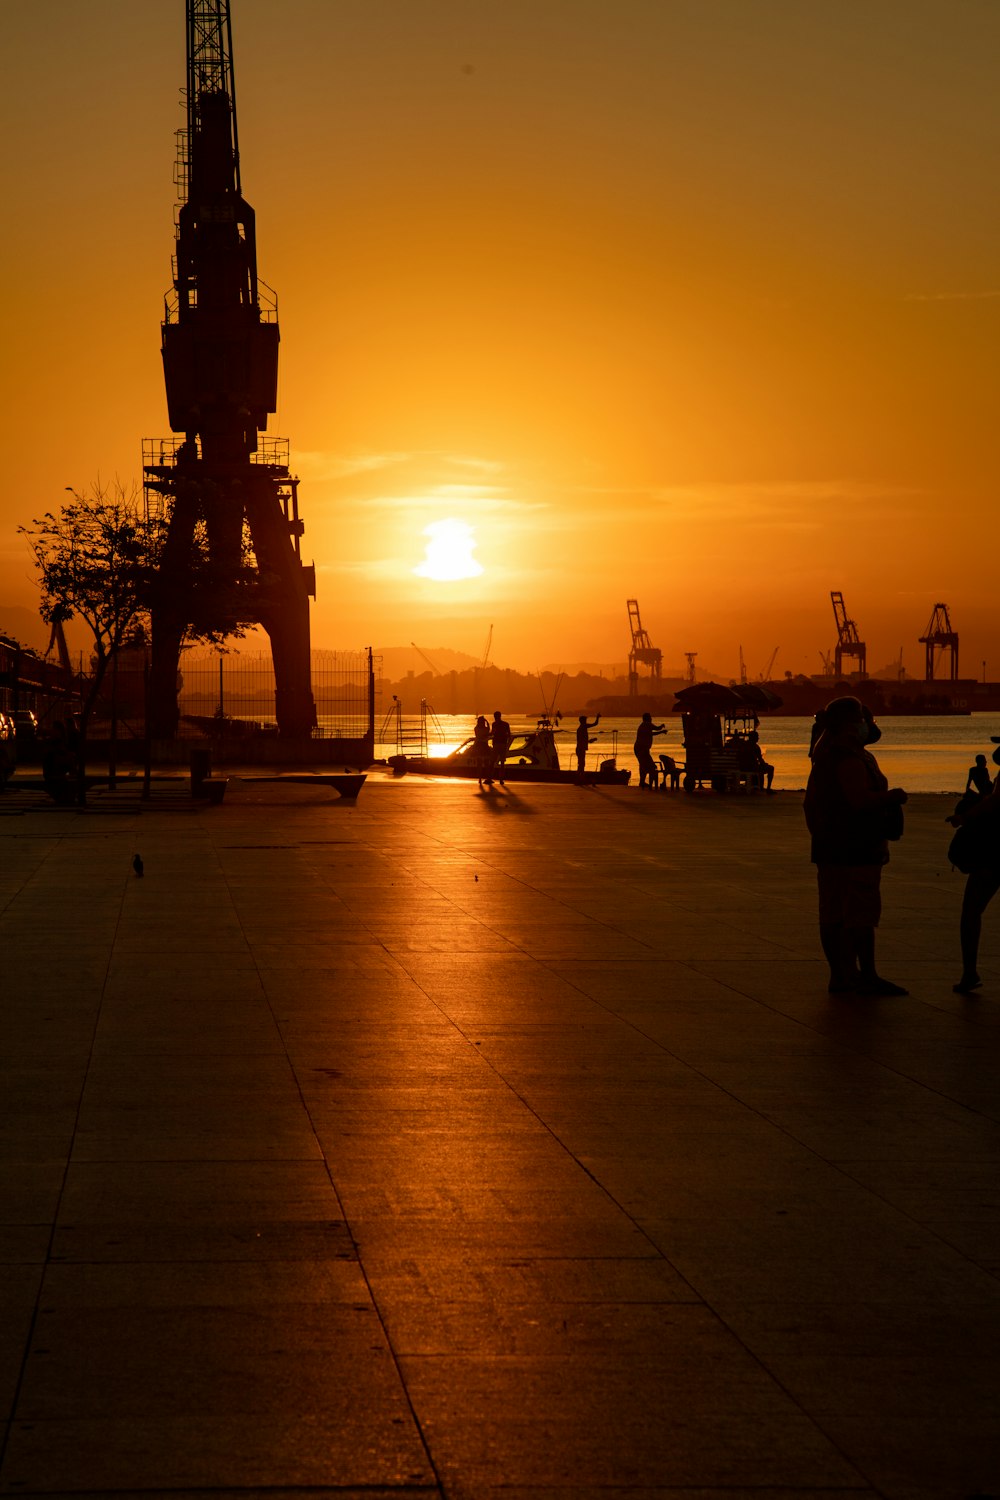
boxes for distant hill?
[375,645,483,678]
[540,661,727,683]
[540,662,628,678]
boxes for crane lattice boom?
[626,599,662,696]
[143,0,316,739]
[830,591,866,678]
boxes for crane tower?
[830,591,866,678]
[919,604,959,681]
[143,0,317,737]
[626,600,663,696]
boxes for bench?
[234,773,367,800]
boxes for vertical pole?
[142,655,152,800]
[219,653,224,720]
[368,647,375,755]
[108,649,118,791]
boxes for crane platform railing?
[163,276,277,325]
[142,436,291,471]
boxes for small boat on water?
[387,723,631,785]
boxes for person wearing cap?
[804,696,908,996]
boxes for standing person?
[633,712,666,789]
[804,696,908,996]
[575,713,600,776]
[491,710,511,786]
[473,714,492,787]
[950,752,1000,994]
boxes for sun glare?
[413,518,484,581]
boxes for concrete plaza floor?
[1,774,998,1499]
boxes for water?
[388,712,1000,793]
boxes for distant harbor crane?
[831,591,867,677]
[684,652,698,684]
[474,624,493,711]
[411,643,442,675]
[919,604,959,681]
[761,647,779,681]
[626,600,663,696]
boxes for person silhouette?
[575,713,600,776]
[473,714,492,787]
[948,753,994,825]
[966,754,993,800]
[491,710,511,785]
[804,696,908,996]
[746,729,774,792]
[633,713,666,789]
[953,749,1000,994]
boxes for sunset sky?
[2,1,998,680]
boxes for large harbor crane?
[919,604,959,681]
[830,591,867,678]
[143,0,316,737]
[626,600,663,696]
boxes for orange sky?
[2,1,998,680]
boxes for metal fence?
[102,648,376,742]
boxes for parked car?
[0,711,16,786]
[14,708,38,743]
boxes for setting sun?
[413,518,484,582]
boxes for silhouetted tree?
[19,480,166,800]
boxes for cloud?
[441,455,505,475]
[366,486,545,518]
[374,485,504,507]
[903,290,1000,303]
[559,479,919,530]
[290,450,414,480]
[290,449,506,482]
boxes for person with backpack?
[804,696,908,996]
[949,748,1000,995]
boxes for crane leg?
[245,477,316,737]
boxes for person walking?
[804,696,908,996]
[633,712,666,789]
[490,710,511,785]
[575,713,600,776]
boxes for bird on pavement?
[132,854,144,877]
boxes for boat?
[386,722,630,785]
